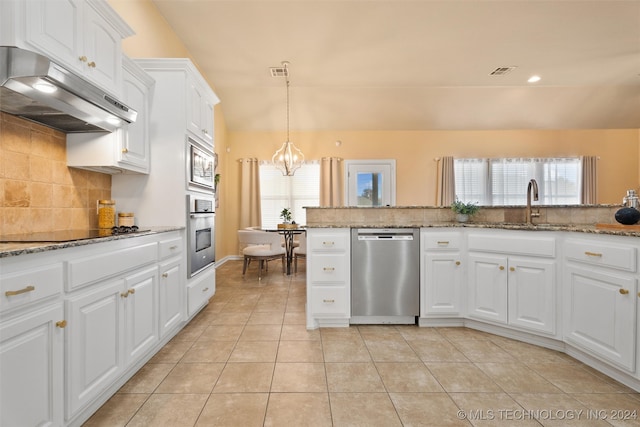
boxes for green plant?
[451,198,480,215]
[279,208,292,223]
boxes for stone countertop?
[0,226,185,259]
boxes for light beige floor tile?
[239,324,282,341]
[358,325,406,339]
[253,301,287,313]
[196,324,244,342]
[396,325,447,341]
[283,311,306,324]
[570,393,640,427]
[118,363,174,394]
[271,362,327,392]
[325,362,386,392]
[427,362,502,392]
[330,392,403,426]
[213,362,274,393]
[280,323,321,340]
[452,340,517,363]
[277,340,324,362]
[437,327,492,341]
[181,340,235,363]
[209,312,251,325]
[195,393,268,427]
[83,393,149,427]
[491,338,577,365]
[228,340,279,362]
[511,393,611,426]
[527,363,619,393]
[264,393,332,427]
[155,363,224,393]
[247,311,285,324]
[322,338,372,362]
[171,321,207,342]
[364,337,421,362]
[449,392,540,427]
[147,340,193,364]
[389,392,472,427]
[320,327,362,340]
[126,394,208,427]
[476,363,562,393]
[408,339,469,362]
[375,362,444,392]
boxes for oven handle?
[190,213,214,219]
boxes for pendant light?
[272,61,304,176]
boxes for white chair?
[237,230,286,278]
[293,232,306,273]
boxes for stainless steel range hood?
[0,46,137,133]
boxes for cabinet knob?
[162,273,169,278]
[122,148,129,153]
[455,261,461,266]
[55,320,67,328]
[499,266,505,270]
[120,292,129,298]
[509,267,515,272]
[128,289,135,295]
[88,61,96,68]
[78,55,87,62]
[619,288,629,295]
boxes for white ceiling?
[151,0,640,132]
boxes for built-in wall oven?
[187,195,215,277]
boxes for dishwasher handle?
[357,234,414,241]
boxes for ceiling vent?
[489,66,517,76]
[270,61,290,78]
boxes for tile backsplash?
[0,112,112,235]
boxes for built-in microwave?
[188,141,215,191]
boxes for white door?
[508,257,556,334]
[345,160,395,206]
[467,253,508,323]
[423,252,463,315]
[124,267,159,365]
[159,259,184,338]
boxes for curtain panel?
[239,158,261,229]
[320,157,344,207]
[580,155,598,204]
[436,156,455,206]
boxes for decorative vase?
[614,207,640,225]
[456,214,469,223]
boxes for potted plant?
[278,208,295,229]
[451,198,480,223]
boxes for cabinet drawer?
[565,239,636,273]
[187,270,214,316]
[68,243,157,290]
[310,286,349,317]
[309,254,348,284]
[422,232,462,250]
[309,233,349,252]
[468,233,555,257]
[159,237,183,260]
[1,264,63,311]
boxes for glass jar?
[118,212,135,227]
[97,200,116,229]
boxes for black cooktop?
[0,227,150,243]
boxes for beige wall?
[0,113,112,235]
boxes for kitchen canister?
[97,199,116,229]
[118,212,135,227]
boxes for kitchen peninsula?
[304,205,640,392]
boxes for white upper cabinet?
[187,73,217,147]
[2,0,134,96]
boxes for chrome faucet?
[526,179,540,224]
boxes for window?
[345,160,396,206]
[260,161,320,228]
[454,157,581,205]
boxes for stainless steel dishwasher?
[351,228,420,324]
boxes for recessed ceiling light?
[528,75,541,83]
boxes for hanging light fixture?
[272,61,304,176]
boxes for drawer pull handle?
[55,320,67,328]
[169,245,178,250]
[128,289,135,295]
[619,289,629,295]
[162,273,169,278]
[323,299,335,303]
[455,261,461,266]
[322,241,334,246]
[510,267,515,272]
[437,241,450,245]
[585,251,602,257]
[5,285,35,297]
[499,266,505,271]
[202,287,209,292]
[323,267,335,271]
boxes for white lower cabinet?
[123,267,159,365]
[0,303,64,427]
[306,229,351,328]
[159,258,184,338]
[563,236,638,372]
[421,230,464,317]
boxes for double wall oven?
[186,195,215,278]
